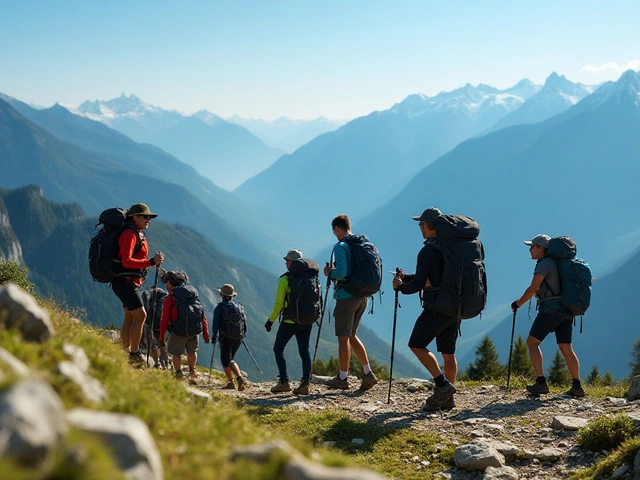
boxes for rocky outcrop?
[0,283,54,341]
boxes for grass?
[570,437,640,480]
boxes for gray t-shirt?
[534,257,560,301]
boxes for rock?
[231,439,291,463]
[63,343,90,372]
[357,404,380,413]
[633,448,640,480]
[628,375,640,401]
[612,463,631,479]
[470,430,485,437]
[0,346,30,377]
[483,465,518,480]
[285,456,388,479]
[551,416,588,431]
[607,397,627,405]
[67,408,163,480]
[0,379,67,464]
[288,402,311,411]
[535,448,564,462]
[310,375,333,385]
[321,441,336,448]
[627,411,640,428]
[352,438,365,445]
[454,443,505,471]
[463,417,488,426]
[472,439,520,460]
[485,424,504,432]
[185,386,212,405]
[57,361,108,404]
[0,284,54,342]
[102,329,121,342]
[406,384,420,393]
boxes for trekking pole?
[311,262,332,377]
[208,342,217,384]
[146,265,159,366]
[242,339,266,381]
[388,268,401,404]
[506,310,517,390]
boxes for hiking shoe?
[566,386,586,398]
[293,380,310,396]
[270,380,292,393]
[422,382,456,411]
[527,382,550,395]
[236,376,247,392]
[189,369,199,383]
[223,380,235,390]
[174,370,184,380]
[442,395,456,410]
[359,372,378,391]
[128,351,146,368]
[325,375,349,390]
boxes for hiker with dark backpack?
[392,208,487,411]
[142,285,168,369]
[265,249,321,396]
[323,214,380,391]
[158,271,210,381]
[107,203,165,367]
[511,234,591,398]
[211,284,247,391]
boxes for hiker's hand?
[264,320,272,333]
[395,269,404,280]
[323,264,331,276]
[153,251,165,266]
[159,340,165,348]
[392,277,402,290]
[211,336,217,345]
[511,301,519,312]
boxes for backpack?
[88,208,142,283]
[545,236,592,316]
[338,234,383,297]
[169,284,204,337]
[219,301,246,340]
[430,215,487,320]
[282,258,322,325]
[142,288,167,330]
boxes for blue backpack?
[338,234,383,297]
[169,285,204,337]
[546,236,593,316]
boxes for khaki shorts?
[333,296,368,337]
[167,333,199,355]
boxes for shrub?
[577,414,635,451]
[0,261,35,293]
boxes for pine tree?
[547,351,571,385]
[510,335,534,378]
[629,338,640,378]
[466,336,505,380]
[586,365,601,385]
[602,371,614,386]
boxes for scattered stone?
[483,465,518,480]
[0,346,30,377]
[231,439,291,463]
[454,443,505,471]
[285,456,388,480]
[540,437,554,444]
[0,284,54,342]
[63,343,90,372]
[628,375,640,401]
[472,439,520,460]
[607,397,627,405]
[67,408,163,480]
[185,386,212,405]
[311,375,334,385]
[321,441,336,448]
[288,402,311,411]
[633,449,640,479]
[535,448,564,462]
[0,379,67,464]
[420,460,430,466]
[357,404,380,413]
[627,411,640,428]
[102,329,121,342]
[485,424,505,432]
[551,416,588,431]
[557,441,571,448]
[352,438,365,445]
[612,463,631,479]
[471,430,485,437]
[464,417,488,425]
[57,361,108,404]
[406,384,420,393]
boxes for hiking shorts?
[219,337,242,368]
[529,310,574,344]
[167,333,199,355]
[333,296,368,337]
[408,309,459,354]
[111,278,144,311]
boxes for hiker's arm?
[158,296,172,345]
[330,243,349,281]
[398,247,430,295]
[513,273,545,308]
[119,229,153,269]
[267,276,288,322]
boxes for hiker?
[391,207,458,411]
[211,284,247,391]
[158,271,210,381]
[110,202,164,366]
[323,214,379,391]
[142,285,169,369]
[265,249,317,396]
[511,234,585,397]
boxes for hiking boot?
[236,376,247,392]
[527,382,550,395]
[359,372,378,391]
[223,380,235,389]
[174,369,184,380]
[189,369,199,383]
[270,380,292,393]
[442,395,456,410]
[325,375,349,390]
[128,351,147,368]
[422,382,456,411]
[293,380,310,396]
[566,385,586,398]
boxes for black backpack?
[142,288,167,330]
[431,215,487,320]
[282,258,322,325]
[88,208,142,283]
[545,236,592,316]
[219,301,246,340]
[169,284,204,337]
[338,234,383,297]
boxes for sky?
[1,1,639,120]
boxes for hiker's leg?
[442,354,458,383]
[337,335,351,372]
[151,347,159,365]
[526,335,544,377]
[220,339,234,381]
[223,367,234,381]
[558,343,580,379]
[229,360,242,377]
[408,310,443,378]
[295,324,313,381]
[187,352,197,371]
[229,340,243,377]
[112,279,145,352]
[186,336,198,371]
[121,308,133,351]
[410,347,442,378]
[436,317,459,383]
[172,354,182,371]
[274,322,296,381]
[128,306,147,353]
[349,334,370,367]
[528,313,556,377]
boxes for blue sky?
[1,1,638,119]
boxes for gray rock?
[535,448,564,462]
[628,375,640,401]
[310,375,333,385]
[0,379,67,464]
[607,397,627,405]
[67,408,163,480]
[352,438,365,445]
[284,456,388,479]
[612,463,631,479]
[551,416,588,431]
[0,284,54,342]
[357,404,380,413]
[454,443,505,471]
[57,361,108,404]
[633,448,640,480]
[483,466,518,480]
[471,439,520,460]
[627,411,640,428]
[102,329,121,342]
[63,343,90,372]
[0,346,30,377]
[185,386,212,405]
[231,439,291,463]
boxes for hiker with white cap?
[511,234,585,397]
[211,283,247,390]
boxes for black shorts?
[111,278,144,311]
[219,337,242,368]
[529,310,574,344]
[408,309,459,354]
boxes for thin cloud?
[581,59,640,74]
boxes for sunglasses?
[419,221,426,227]
[139,214,152,220]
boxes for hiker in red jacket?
[111,202,164,366]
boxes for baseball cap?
[412,207,442,224]
[523,234,550,248]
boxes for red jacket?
[159,292,210,344]
[118,227,152,287]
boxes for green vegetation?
[547,351,571,385]
[577,414,635,452]
[570,437,640,480]
[0,260,34,292]
[466,336,505,381]
[510,335,535,378]
[586,365,602,385]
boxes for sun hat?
[216,284,237,298]
[283,249,302,261]
[127,202,158,218]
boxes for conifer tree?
[602,370,614,386]
[466,336,504,380]
[628,338,640,378]
[547,351,571,385]
[510,335,534,378]
[586,365,601,385]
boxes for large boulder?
[57,361,108,404]
[0,347,30,378]
[0,283,54,342]
[628,375,640,401]
[454,443,505,471]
